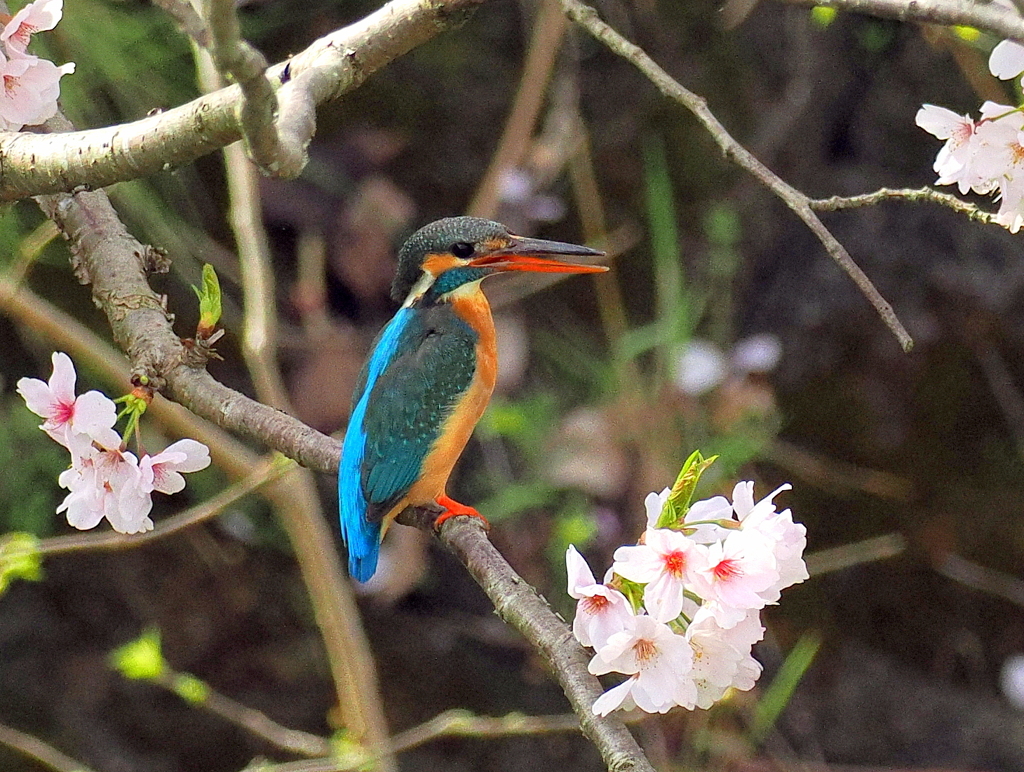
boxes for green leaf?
[110,628,165,681]
[749,632,821,744]
[810,7,837,26]
[0,532,42,595]
[657,450,718,528]
[192,263,223,337]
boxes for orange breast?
[403,289,497,507]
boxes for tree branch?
[0,0,486,201]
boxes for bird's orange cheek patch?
[423,253,463,276]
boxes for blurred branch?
[149,668,331,758]
[151,0,211,47]
[36,456,291,556]
[203,0,300,175]
[808,187,1001,226]
[935,551,1024,607]
[766,438,915,502]
[777,0,1024,43]
[559,0,914,352]
[0,0,487,200]
[804,533,907,577]
[468,0,568,218]
[254,710,597,772]
[0,723,98,772]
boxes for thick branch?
[0,0,485,200]
[779,0,1024,43]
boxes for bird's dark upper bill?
[470,236,608,274]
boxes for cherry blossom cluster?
[16,352,211,534]
[916,39,1024,233]
[0,0,74,131]
[567,465,807,716]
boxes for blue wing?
[339,305,478,581]
[338,308,413,582]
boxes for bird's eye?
[450,242,474,258]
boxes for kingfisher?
[338,216,607,581]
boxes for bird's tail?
[342,516,381,582]
[338,438,381,582]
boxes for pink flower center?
[3,73,19,94]
[952,121,974,146]
[581,594,610,615]
[661,549,687,577]
[632,638,657,664]
[712,558,741,582]
[53,398,75,425]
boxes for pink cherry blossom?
[686,606,764,708]
[140,439,211,495]
[1,0,62,53]
[613,529,707,623]
[0,50,74,130]
[566,545,635,649]
[16,351,121,453]
[57,446,154,534]
[915,105,988,195]
[590,614,697,715]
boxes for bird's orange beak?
[469,235,608,274]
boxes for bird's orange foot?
[433,494,490,531]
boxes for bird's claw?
[434,494,490,531]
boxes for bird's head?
[392,216,607,306]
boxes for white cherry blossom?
[140,439,211,495]
[613,528,707,623]
[1,0,62,53]
[566,545,635,650]
[590,614,697,715]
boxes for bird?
[338,216,607,581]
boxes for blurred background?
[2,0,1024,770]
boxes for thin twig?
[37,456,290,556]
[0,723,98,772]
[151,668,331,757]
[936,552,1024,607]
[808,187,1001,226]
[778,0,1024,43]
[559,0,913,352]
[151,0,211,47]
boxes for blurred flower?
[1,0,63,53]
[673,334,782,396]
[1000,654,1024,710]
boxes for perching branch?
[559,0,914,352]
[0,0,486,200]
[0,722,98,772]
[778,0,1024,44]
